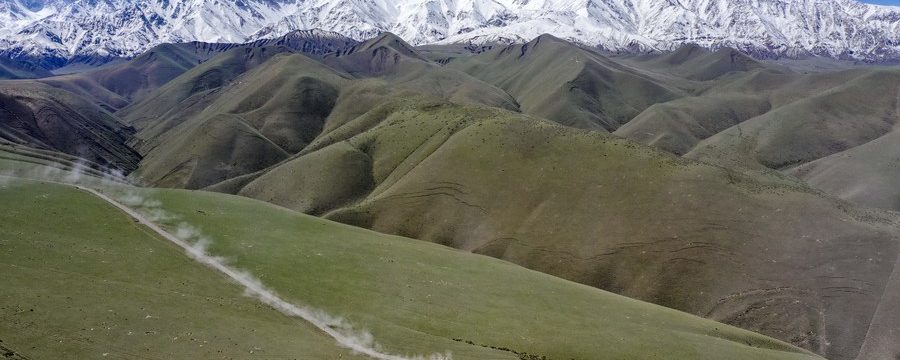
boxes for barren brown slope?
[612,57,877,156]
[31,30,358,113]
[448,34,682,131]
[214,97,900,360]
[788,130,900,212]
[0,56,52,80]
[0,81,139,171]
[687,69,900,171]
[324,32,430,76]
[44,43,228,108]
[855,251,900,360]
[614,92,774,155]
[320,32,518,110]
[627,44,769,81]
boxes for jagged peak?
[2,0,900,66]
[279,29,353,41]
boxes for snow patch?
[1,0,900,61]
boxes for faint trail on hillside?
[68,184,429,360]
[855,250,900,360]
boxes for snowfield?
[1,0,900,62]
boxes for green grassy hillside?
[220,98,900,360]
[0,155,825,360]
[0,175,371,359]
[5,32,900,360]
[613,65,888,160]
[125,35,516,190]
[611,62,900,213]
[125,51,348,188]
[118,46,296,138]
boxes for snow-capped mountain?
[2,0,900,63]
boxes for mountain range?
[2,0,900,67]
[1,27,899,359]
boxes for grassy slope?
[15,32,895,359]
[614,92,772,155]
[126,51,348,189]
[228,98,900,360]
[612,63,900,211]
[0,156,823,360]
[126,35,517,190]
[38,43,211,109]
[128,185,822,360]
[118,46,295,139]
[31,34,356,113]
[604,58,900,216]
[0,175,370,359]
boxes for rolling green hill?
[0,155,824,360]
[0,176,372,360]
[123,49,348,188]
[217,97,898,360]
[3,32,900,360]
[124,35,516,190]
[111,37,900,359]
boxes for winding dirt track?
[70,184,409,360]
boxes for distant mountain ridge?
[1,0,900,64]
[3,30,900,360]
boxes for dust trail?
[99,188,452,360]
[1,161,451,359]
[0,157,128,188]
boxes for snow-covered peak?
[1,0,900,63]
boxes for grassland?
[227,97,899,360]
[0,176,371,359]
[0,156,824,360]
[3,33,900,360]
